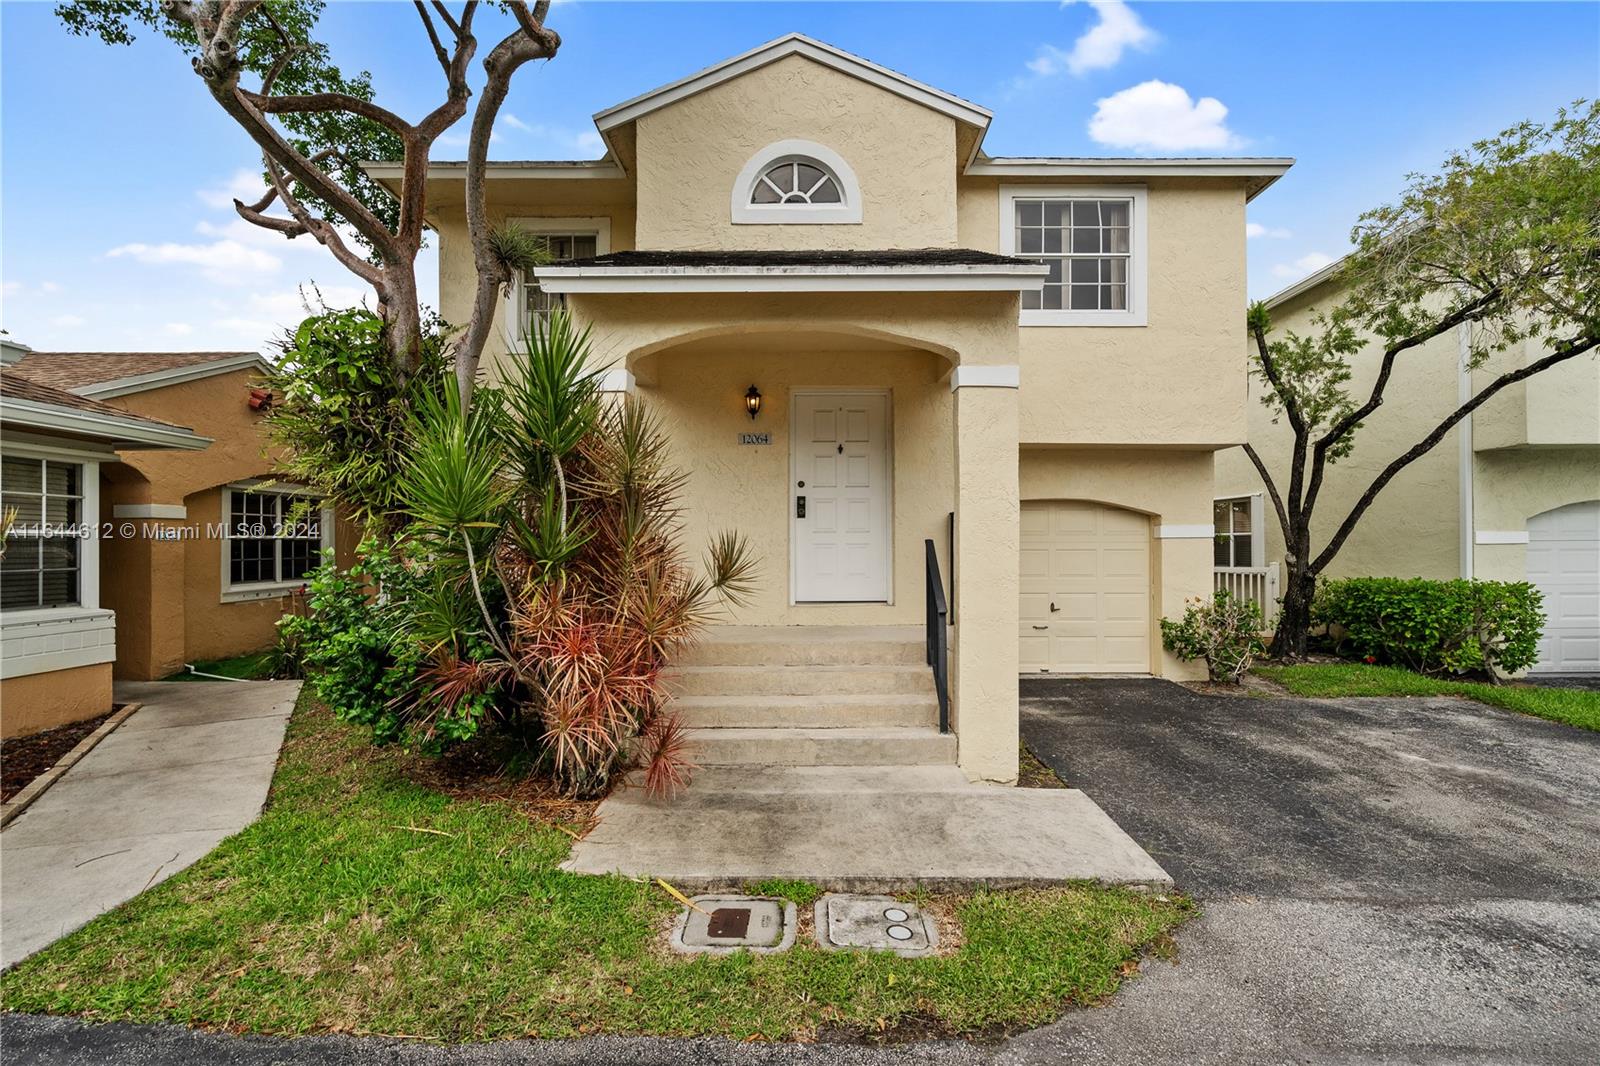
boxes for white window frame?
[501,217,612,347]
[999,184,1148,327]
[220,481,334,604]
[731,139,862,225]
[0,441,101,619]
[1212,493,1264,569]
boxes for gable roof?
[592,33,992,152]
[0,369,210,450]
[12,351,270,399]
[1263,253,1350,309]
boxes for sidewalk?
[1,680,299,970]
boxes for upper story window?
[505,218,611,343]
[732,139,862,225]
[1000,185,1148,327]
[1213,496,1258,568]
[1,456,85,610]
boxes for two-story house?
[369,35,1290,782]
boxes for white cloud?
[1247,222,1292,240]
[502,113,535,134]
[197,169,269,209]
[106,238,282,281]
[1272,252,1337,280]
[39,281,60,294]
[575,130,605,154]
[50,314,86,328]
[1029,1,1155,77]
[1087,80,1243,152]
[164,322,195,336]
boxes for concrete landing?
[562,765,1171,890]
[1,680,298,970]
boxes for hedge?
[1313,577,1544,678]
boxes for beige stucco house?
[370,34,1292,781]
[1214,260,1600,675]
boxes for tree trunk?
[380,266,424,380]
[1272,565,1317,659]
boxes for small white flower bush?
[1160,589,1267,684]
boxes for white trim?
[970,156,1292,200]
[999,185,1148,327]
[1262,253,1349,309]
[594,33,991,134]
[0,433,117,462]
[1475,530,1530,545]
[599,368,636,393]
[1155,524,1214,539]
[0,395,210,450]
[788,388,894,605]
[77,354,272,399]
[0,607,116,680]
[359,160,626,182]
[731,140,862,225]
[535,261,1047,295]
[950,365,1019,390]
[219,483,334,604]
[113,503,187,520]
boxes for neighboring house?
[366,34,1291,781]
[1,341,208,737]
[1214,260,1600,674]
[5,346,355,700]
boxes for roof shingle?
[11,351,259,391]
[0,370,189,430]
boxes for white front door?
[791,391,890,602]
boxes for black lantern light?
[744,384,762,420]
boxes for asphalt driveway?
[1017,677,1600,1064]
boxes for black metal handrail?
[924,538,950,734]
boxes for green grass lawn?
[0,692,1190,1043]
[1255,663,1600,732]
[163,650,280,682]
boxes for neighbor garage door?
[1526,500,1600,674]
[1020,501,1150,673]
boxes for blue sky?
[2,1,1596,354]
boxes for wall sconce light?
[744,384,762,420]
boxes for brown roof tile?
[11,351,260,391]
[0,369,190,430]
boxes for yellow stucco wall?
[634,55,958,251]
[1020,447,1214,679]
[959,177,1249,447]
[1,663,113,739]
[1472,448,1600,582]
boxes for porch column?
[950,365,1020,784]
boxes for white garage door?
[1020,500,1151,673]
[1526,500,1600,674]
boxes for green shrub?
[1312,577,1544,679]
[1160,589,1267,683]
[277,543,422,744]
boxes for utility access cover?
[670,895,797,955]
[814,894,938,957]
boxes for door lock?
[796,495,806,518]
[1050,602,1061,613]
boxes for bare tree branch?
[1242,442,1290,540]
[413,1,451,74]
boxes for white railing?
[1214,563,1281,625]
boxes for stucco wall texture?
[0,663,113,739]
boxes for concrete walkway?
[1,680,298,970]
[563,764,1170,889]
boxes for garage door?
[1526,500,1600,674]
[1020,501,1150,673]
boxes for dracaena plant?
[390,311,757,796]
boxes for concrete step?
[625,764,976,794]
[684,726,957,767]
[682,625,926,667]
[673,693,939,729]
[671,664,935,698]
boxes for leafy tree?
[58,0,562,391]
[1245,102,1600,657]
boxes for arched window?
[732,140,862,224]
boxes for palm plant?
[392,310,756,796]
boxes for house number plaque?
[738,432,772,445]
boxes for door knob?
[1032,625,1049,630]
[1050,602,1061,613]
